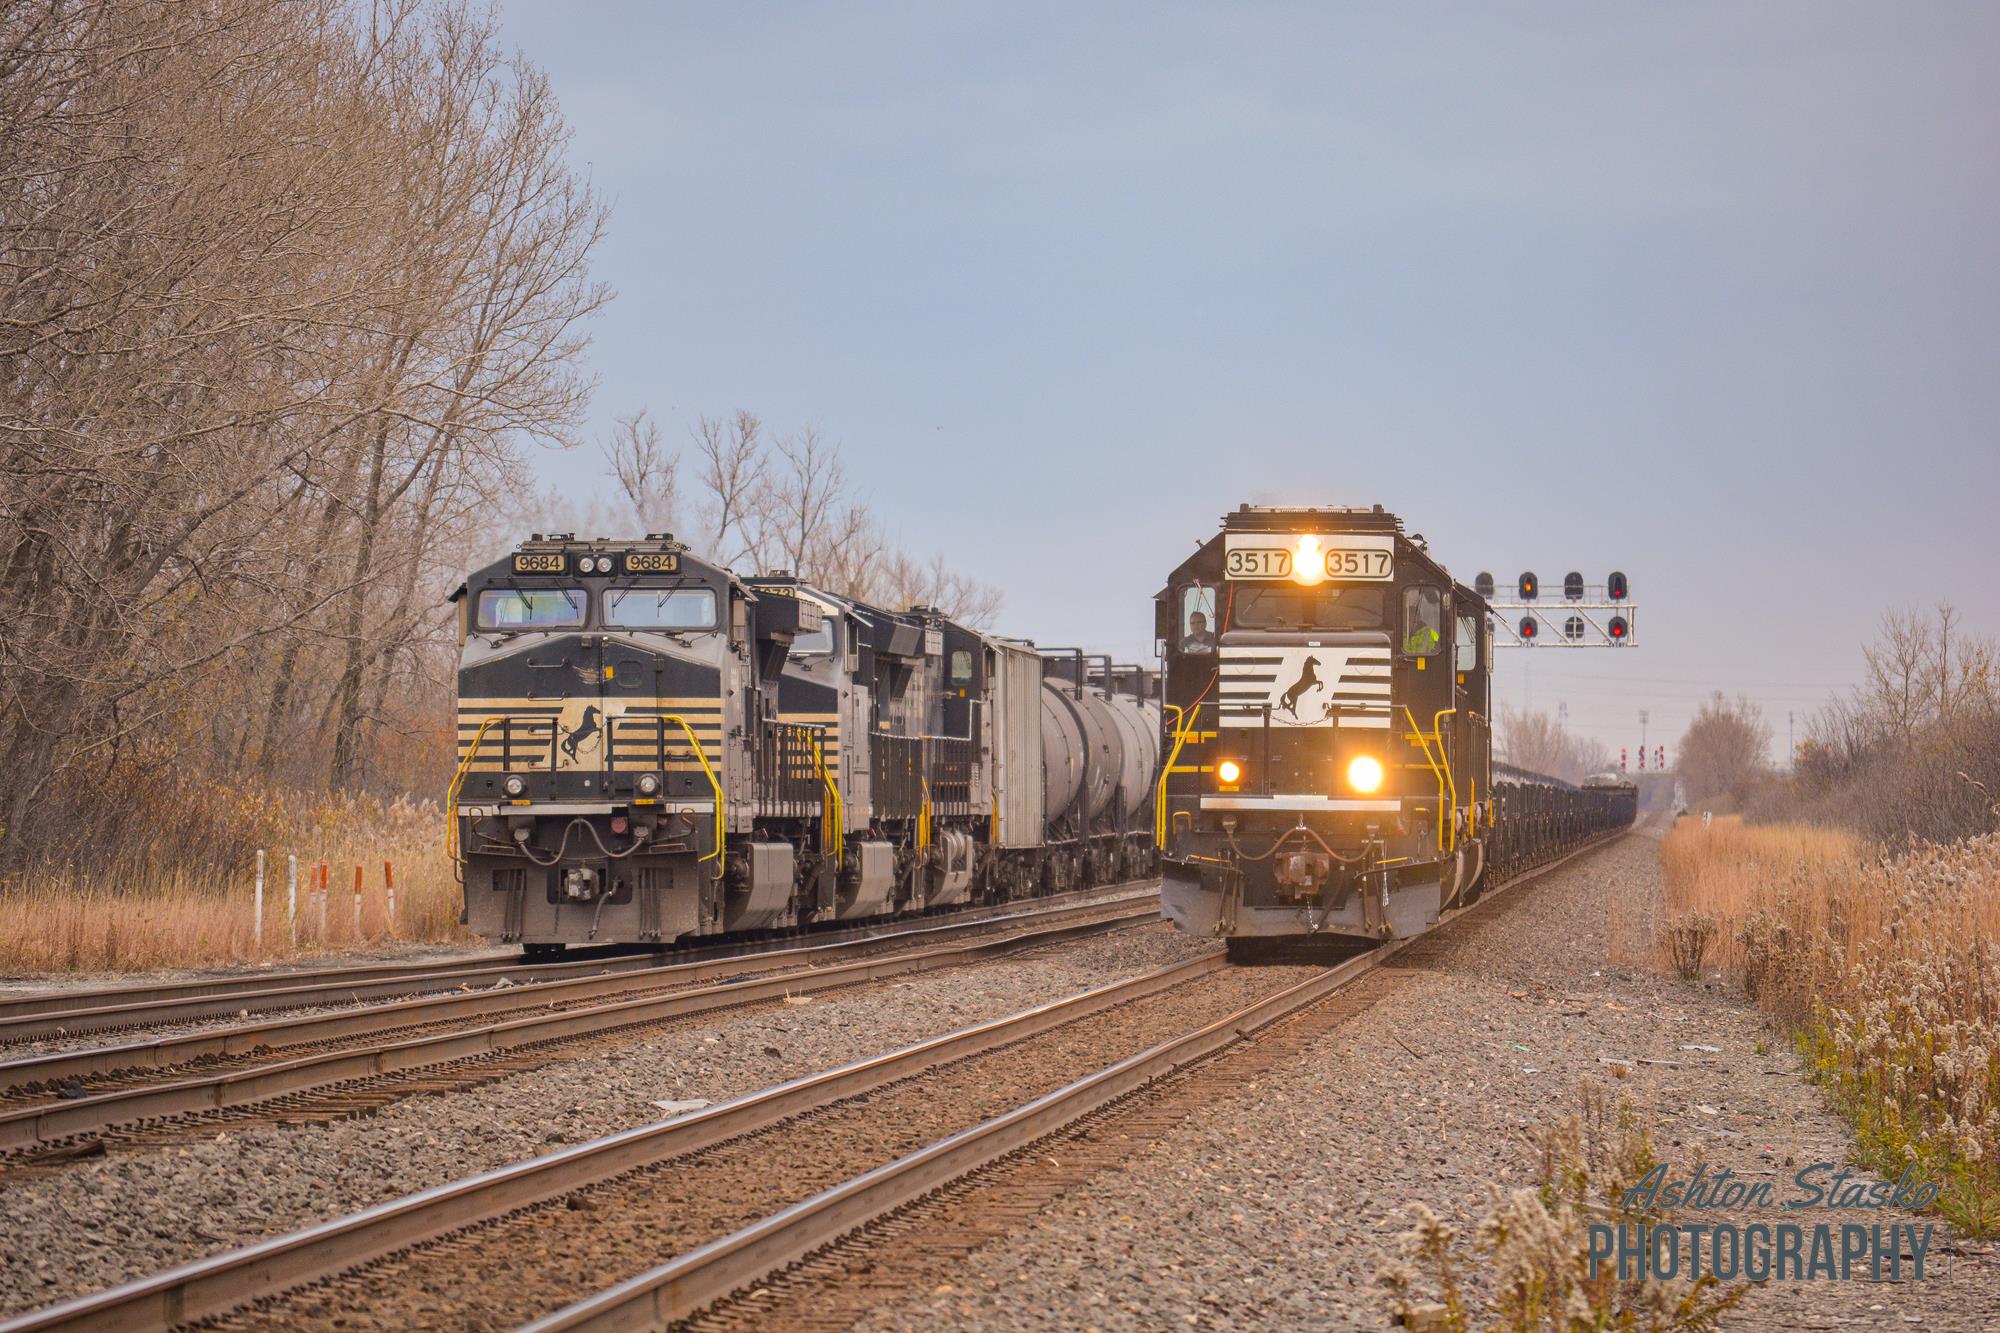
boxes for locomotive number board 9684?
[1222,532,1394,581]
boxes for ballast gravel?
[0,919,1212,1318]
[857,831,2000,1332]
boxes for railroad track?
[0,889,1160,1164]
[0,832,1625,1333]
[0,883,1157,1045]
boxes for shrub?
[1378,1083,1744,1330]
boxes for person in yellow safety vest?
[1403,621,1439,656]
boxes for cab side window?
[1180,585,1217,654]
[1402,587,1442,657]
[1454,612,1478,672]
[950,649,973,685]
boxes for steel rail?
[0,889,1158,1088]
[526,829,1634,1333]
[0,954,1228,1333]
[0,829,1626,1332]
[0,882,1160,1039]
[0,902,1160,1153]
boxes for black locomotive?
[448,534,1158,954]
[1155,505,1634,951]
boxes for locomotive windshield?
[476,587,585,630]
[603,587,718,630]
[1229,584,1388,631]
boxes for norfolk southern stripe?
[1217,644,1390,729]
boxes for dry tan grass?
[1657,814,2000,1235]
[1653,817,1871,973]
[0,795,468,973]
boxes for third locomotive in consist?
[449,534,1158,955]
[1155,505,1634,953]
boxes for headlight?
[636,773,661,796]
[1346,755,1384,794]
[579,555,600,574]
[503,774,527,797]
[1215,759,1242,787]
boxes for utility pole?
[1788,711,1795,773]
[1639,709,1649,757]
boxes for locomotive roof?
[450,531,738,603]
[1221,503,1402,534]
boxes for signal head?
[1563,571,1583,600]
[1608,615,1629,642]
[1518,572,1538,601]
[1608,571,1629,601]
[1474,571,1495,599]
[1518,615,1539,640]
[1564,614,1585,641]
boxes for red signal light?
[1518,615,1538,640]
[1608,615,1629,641]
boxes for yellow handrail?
[1402,705,1454,853]
[917,778,932,858]
[1155,702,1198,848]
[1431,707,1458,849]
[446,716,499,862]
[655,714,725,870]
[808,731,844,860]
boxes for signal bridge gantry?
[1474,570,1636,648]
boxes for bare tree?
[1495,705,1607,783]
[0,0,608,864]
[1860,608,1936,743]
[1676,693,1772,802]
[689,410,765,564]
[602,410,677,533]
[758,425,848,575]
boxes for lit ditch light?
[1215,758,1243,790]
[1346,754,1384,794]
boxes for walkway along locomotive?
[1154,505,1635,952]
[447,534,1159,954]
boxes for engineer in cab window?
[1182,587,1217,654]
[1403,587,1442,656]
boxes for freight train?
[448,534,1159,954]
[1154,504,1635,954]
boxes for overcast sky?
[495,2,1999,763]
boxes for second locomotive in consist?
[1155,505,1633,951]
[448,534,1157,954]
